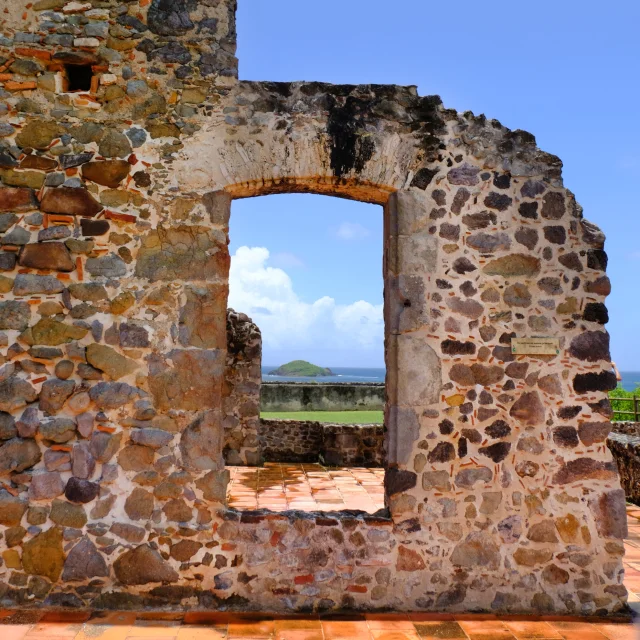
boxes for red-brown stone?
[18,243,74,272]
[0,187,38,212]
[40,187,103,218]
[81,160,131,188]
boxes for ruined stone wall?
[608,425,640,506]
[0,0,629,616]
[223,309,261,465]
[261,383,385,413]
[259,420,384,466]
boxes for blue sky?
[230,0,640,370]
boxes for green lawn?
[261,411,384,424]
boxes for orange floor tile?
[227,463,386,513]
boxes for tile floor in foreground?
[227,464,386,513]
[1,493,640,639]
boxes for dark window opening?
[64,64,93,92]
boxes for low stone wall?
[261,383,385,412]
[259,420,384,466]
[608,423,640,505]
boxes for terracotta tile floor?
[227,463,386,513]
[2,504,640,639]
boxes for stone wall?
[608,424,640,505]
[259,420,384,466]
[0,0,629,616]
[261,383,385,412]
[222,309,261,465]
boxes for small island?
[268,360,334,377]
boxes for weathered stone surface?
[0,437,41,472]
[478,442,511,463]
[62,537,108,581]
[113,544,179,585]
[65,477,100,503]
[179,285,228,349]
[131,428,173,449]
[447,297,483,319]
[0,376,38,413]
[504,283,531,307]
[467,232,511,253]
[483,254,541,278]
[513,548,554,567]
[541,192,565,219]
[555,514,580,543]
[485,420,510,439]
[179,412,223,472]
[39,379,75,414]
[68,283,109,302]
[573,370,617,394]
[462,211,497,230]
[149,349,224,411]
[454,466,492,488]
[195,470,229,503]
[118,444,155,472]
[553,458,618,484]
[578,422,610,446]
[0,490,27,526]
[29,471,65,500]
[85,254,128,277]
[589,489,627,539]
[497,516,522,544]
[447,163,479,186]
[72,442,95,479]
[451,532,500,570]
[89,382,138,410]
[90,430,123,463]
[470,364,504,386]
[99,130,133,159]
[50,499,87,527]
[22,527,65,582]
[510,391,545,426]
[0,251,16,271]
[82,160,131,188]
[538,374,562,396]
[13,274,64,296]
[163,498,192,522]
[86,343,139,381]
[0,301,30,331]
[40,187,103,217]
[568,331,610,362]
[0,187,38,212]
[170,540,202,562]
[125,487,155,520]
[81,218,110,237]
[527,521,558,543]
[553,426,579,448]
[135,226,229,282]
[39,418,76,442]
[119,323,150,348]
[396,545,425,571]
[110,522,146,543]
[427,442,455,463]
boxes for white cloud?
[270,252,305,269]
[335,222,371,241]
[228,247,383,357]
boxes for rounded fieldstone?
[65,477,100,503]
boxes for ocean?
[262,366,386,384]
[262,368,640,391]
[620,372,640,392]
